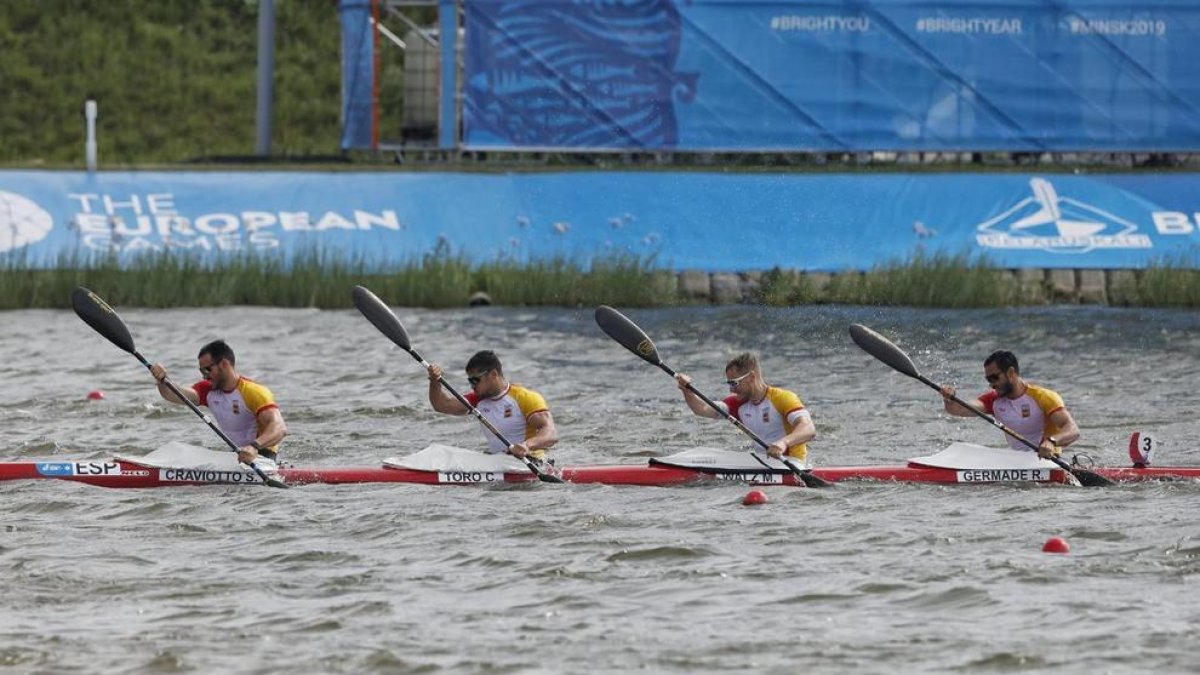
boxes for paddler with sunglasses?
[938,350,1079,459]
[426,350,558,460]
[674,352,815,462]
[148,339,288,473]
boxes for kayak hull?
[3,458,1200,488]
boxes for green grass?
[477,252,672,307]
[0,246,665,309]
[1111,258,1200,308]
[1,0,347,164]
[754,251,1024,308]
[825,251,1024,308]
[4,246,1198,310]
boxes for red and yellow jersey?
[979,384,1063,451]
[721,386,810,460]
[465,383,550,458]
[194,377,280,451]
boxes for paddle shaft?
[140,352,279,485]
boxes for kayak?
[2,441,1198,488]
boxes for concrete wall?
[671,268,1143,305]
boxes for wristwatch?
[250,441,264,451]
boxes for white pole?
[85,100,98,172]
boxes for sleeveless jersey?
[194,377,280,451]
[465,384,550,457]
[719,386,810,460]
[979,384,1064,451]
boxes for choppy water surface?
[3,304,1200,673]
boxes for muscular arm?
[523,410,558,452]
[156,381,200,406]
[427,364,468,415]
[149,364,199,405]
[676,374,722,419]
[1048,408,1080,447]
[940,386,983,418]
[764,410,816,458]
[780,413,816,449]
[254,407,288,448]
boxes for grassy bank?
[1111,265,1200,308]
[754,252,1027,308]
[1,0,349,164]
[0,249,673,310]
[2,249,1197,309]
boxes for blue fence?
[457,0,1200,152]
[3,170,1199,272]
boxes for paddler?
[426,350,558,461]
[149,339,288,475]
[938,350,1079,459]
[674,352,815,462]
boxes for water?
[2,304,1200,673]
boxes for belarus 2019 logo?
[975,178,1151,254]
[0,190,54,253]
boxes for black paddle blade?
[1051,458,1114,487]
[531,463,565,484]
[1072,469,1115,487]
[72,287,136,354]
[797,469,834,488]
[849,324,919,380]
[352,285,412,351]
[595,305,661,366]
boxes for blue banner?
[339,0,375,151]
[462,0,1200,152]
[2,170,1199,272]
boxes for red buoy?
[86,390,105,401]
[742,489,768,506]
[1042,537,1070,554]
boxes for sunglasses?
[984,371,1005,383]
[467,369,493,386]
[725,372,752,388]
[199,361,220,376]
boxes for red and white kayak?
[2,439,1198,489]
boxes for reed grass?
[476,252,672,307]
[825,251,1023,308]
[1113,259,1200,308]
[754,251,1022,308]
[0,246,662,309]
[4,246,1197,309]
[752,268,820,305]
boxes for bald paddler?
[939,349,1079,459]
[426,350,558,461]
[149,339,288,474]
[674,352,815,462]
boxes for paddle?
[595,305,831,488]
[848,323,1113,487]
[70,287,288,489]
[351,285,563,483]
